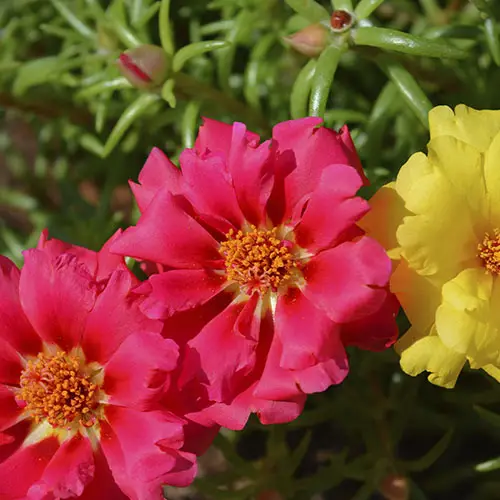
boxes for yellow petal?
[391,260,441,333]
[482,364,500,382]
[359,182,407,256]
[429,105,500,153]
[483,130,500,226]
[398,327,466,389]
[394,139,480,284]
[436,268,500,367]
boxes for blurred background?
[1,0,500,498]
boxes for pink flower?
[0,231,203,499]
[111,117,398,429]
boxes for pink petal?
[0,420,31,464]
[181,298,259,402]
[179,149,245,227]
[131,147,183,212]
[19,250,96,352]
[82,270,161,364]
[194,117,260,158]
[110,188,220,268]
[160,292,233,347]
[254,333,348,400]
[26,434,94,499]
[0,437,59,498]
[269,118,367,222]
[341,290,399,351]
[190,381,306,430]
[78,448,129,500]
[0,337,22,385]
[104,332,179,410]
[275,287,340,370]
[0,256,41,355]
[302,236,391,323]
[228,123,274,226]
[0,385,22,432]
[101,406,196,498]
[37,230,127,282]
[138,268,228,320]
[294,164,369,254]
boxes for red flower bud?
[116,44,170,89]
[330,10,354,31]
[379,474,410,500]
[283,23,329,58]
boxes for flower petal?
[483,130,500,225]
[341,291,399,351]
[0,337,22,385]
[0,437,59,498]
[181,298,258,402]
[194,117,259,158]
[179,148,245,227]
[19,250,96,352]
[0,384,22,432]
[138,269,228,320]
[0,256,41,355]
[359,182,408,255]
[131,147,183,212]
[101,406,196,498]
[228,123,274,226]
[398,328,466,388]
[302,237,391,323]
[269,118,366,222]
[110,188,220,268]
[104,332,178,410]
[275,287,339,370]
[81,270,161,364]
[429,104,500,152]
[436,268,500,367]
[294,164,368,254]
[27,434,94,499]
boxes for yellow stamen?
[219,225,297,293]
[19,351,99,428]
[478,228,500,275]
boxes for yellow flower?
[362,105,500,387]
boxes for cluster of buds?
[284,9,354,57]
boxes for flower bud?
[379,474,410,500]
[117,44,170,89]
[330,10,354,32]
[283,23,329,58]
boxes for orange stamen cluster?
[220,225,297,293]
[19,351,99,428]
[478,229,500,275]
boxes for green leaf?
[161,78,177,107]
[475,405,500,428]
[102,93,160,157]
[309,44,342,117]
[173,41,230,72]
[285,0,330,23]
[353,26,469,59]
[181,100,201,148]
[354,0,386,19]
[332,0,353,11]
[77,77,131,99]
[475,457,500,473]
[49,0,94,39]
[159,0,174,55]
[484,18,500,66]
[400,429,454,472]
[376,56,432,128]
[291,59,316,119]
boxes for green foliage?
[1,0,500,499]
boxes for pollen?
[478,229,500,275]
[220,225,297,293]
[19,351,100,429]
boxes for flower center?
[478,229,500,275]
[220,226,297,293]
[19,351,100,428]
